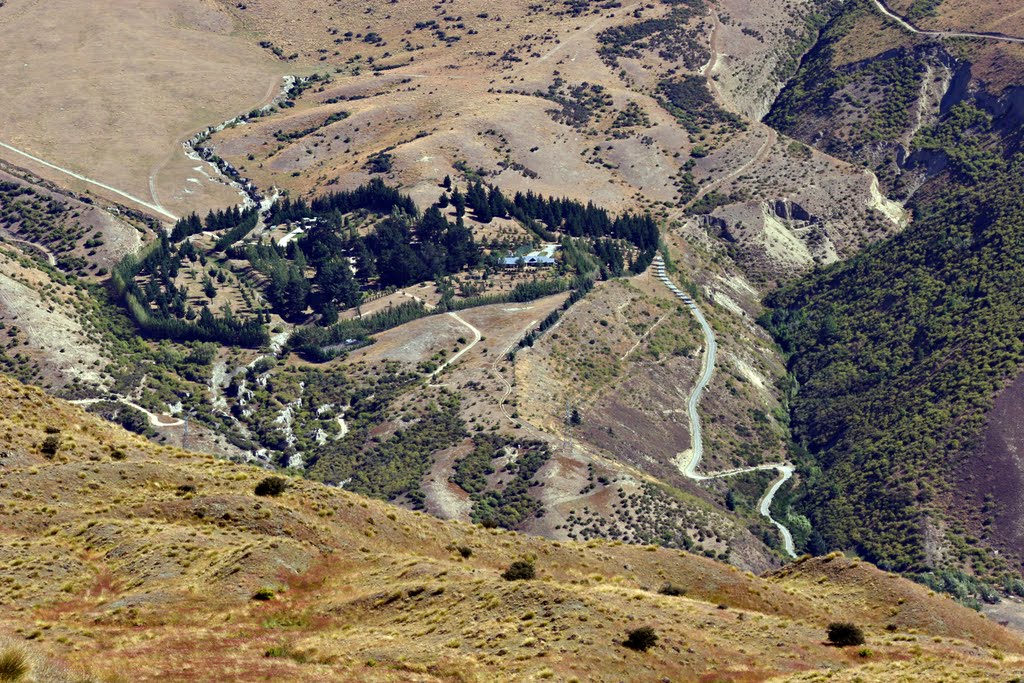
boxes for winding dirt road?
[871,0,1024,44]
[686,10,778,209]
[653,255,797,557]
[70,396,185,428]
[429,311,483,379]
[493,317,540,428]
[6,238,57,267]
[688,128,777,208]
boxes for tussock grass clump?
[264,642,307,663]
[0,646,28,682]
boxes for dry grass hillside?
[0,164,150,277]
[0,374,1023,682]
[208,0,902,278]
[0,249,109,391]
[887,0,1024,35]
[835,1,1024,94]
[861,2,1024,94]
[0,0,284,218]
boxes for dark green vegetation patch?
[762,124,1024,577]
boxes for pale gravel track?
[6,238,57,267]
[0,141,178,221]
[653,255,796,558]
[70,396,184,428]
[871,0,1024,44]
[429,311,483,379]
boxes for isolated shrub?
[40,436,60,458]
[0,646,28,682]
[264,642,307,662]
[502,561,535,581]
[252,588,275,601]
[658,583,686,597]
[263,644,288,658]
[255,476,287,497]
[623,626,658,652]
[457,546,473,559]
[827,622,865,647]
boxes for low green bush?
[255,476,287,497]
[252,588,276,601]
[501,561,535,581]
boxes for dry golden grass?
[830,10,924,67]
[0,375,1020,681]
[968,42,1024,93]
[911,0,1024,36]
[0,0,283,218]
[873,0,1024,91]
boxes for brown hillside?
[0,0,282,218]
[0,374,1021,682]
[889,0,1024,36]
[960,371,1024,577]
[770,554,1024,652]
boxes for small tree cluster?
[827,622,865,647]
[623,626,658,652]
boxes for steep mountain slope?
[7,0,1024,618]
[0,374,1022,682]
[760,0,1024,593]
[207,0,902,277]
[763,154,1024,574]
[177,0,916,563]
[0,0,849,568]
